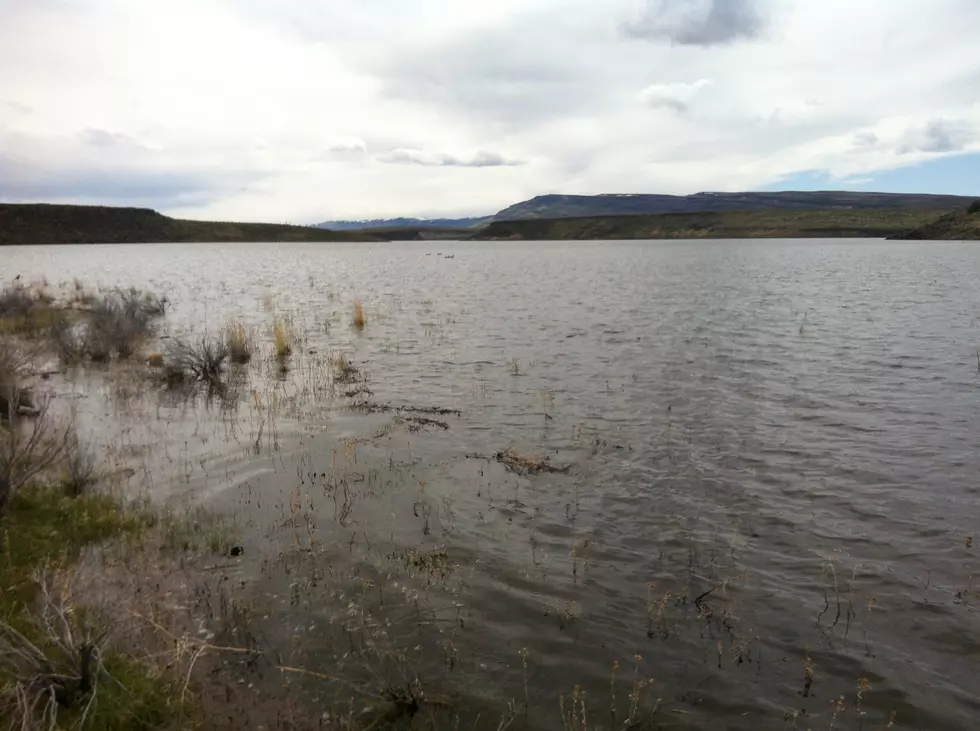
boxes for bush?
[165,335,229,383]
[50,318,86,365]
[968,200,980,215]
[0,339,34,420]
[86,295,148,360]
[0,393,72,523]
[0,284,39,318]
[62,432,99,498]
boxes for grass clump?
[272,316,294,359]
[352,299,367,331]
[224,320,253,364]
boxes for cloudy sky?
[1,0,978,222]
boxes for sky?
[1,0,978,223]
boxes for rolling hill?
[889,201,980,240]
[476,208,942,241]
[0,204,374,246]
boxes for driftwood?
[467,447,572,476]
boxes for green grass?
[0,487,206,731]
[0,487,151,607]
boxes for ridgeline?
[3,197,977,245]
[0,204,374,246]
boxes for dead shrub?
[165,336,229,383]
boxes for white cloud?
[1,0,979,220]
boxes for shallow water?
[4,238,980,729]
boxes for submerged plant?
[272,316,294,359]
[352,299,367,331]
[61,432,100,498]
[224,319,253,364]
[166,335,229,383]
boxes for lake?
[4,238,980,730]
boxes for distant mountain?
[890,201,980,240]
[316,216,490,230]
[492,191,978,221]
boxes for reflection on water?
[5,238,980,729]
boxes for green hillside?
[476,208,939,240]
[889,202,980,240]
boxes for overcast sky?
[1,0,978,222]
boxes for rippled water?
[5,239,980,729]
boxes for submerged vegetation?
[166,335,230,383]
[0,282,166,364]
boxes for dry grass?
[272,316,294,359]
[224,320,253,364]
[352,300,367,331]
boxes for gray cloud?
[638,80,711,112]
[376,148,523,167]
[852,131,879,148]
[327,137,367,154]
[78,128,150,150]
[0,125,271,210]
[624,0,764,46]
[897,119,973,154]
[375,13,609,131]
[0,100,32,117]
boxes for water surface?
[4,238,980,729]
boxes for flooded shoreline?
[2,238,980,729]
